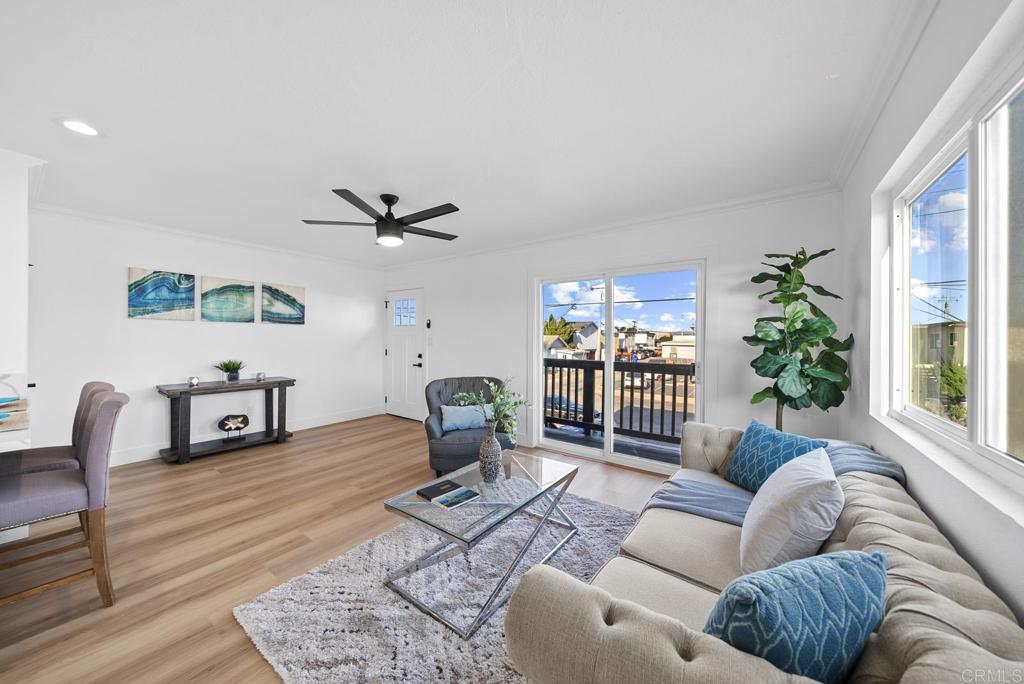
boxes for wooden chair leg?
[78,510,90,540]
[85,508,115,606]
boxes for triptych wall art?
[127,267,305,324]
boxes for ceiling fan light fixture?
[376,234,404,247]
[376,221,404,247]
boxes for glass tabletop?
[384,451,578,547]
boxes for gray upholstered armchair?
[424,377,514,475]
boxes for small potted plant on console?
[214,359,245,382]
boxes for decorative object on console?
[261,283,305,324]
[188,376,200,387]
[127,267,195,320]
[744,247,853,430]
[214,360,245,382]
[454,377,525,448]
[218,414,250,441]
[703,550,887,684]
[477,422,503,483]
[0,372,28,433]
[201,276,255,323]
[724,419,826,492]
[256,372,266,382]
[739,447,843,573]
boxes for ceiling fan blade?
[302,220,374,226]
[332,189,383,220]
[397,203,459,225]
[403,225,458,241]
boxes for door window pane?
[541,278,605,451]
[393,298,417,326]
[908,153,969,426]
[611,269,698,463]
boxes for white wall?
[28,209,384,466]
[385,190,849,443]
[839,0,1024,618]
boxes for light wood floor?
[0,415,664,684]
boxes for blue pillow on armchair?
[725,420,827,492]
[704,550,887,684]
[440,404,493,431]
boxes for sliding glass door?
[541,278,606,452]
[539,263,702,466]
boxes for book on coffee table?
[432,486,480,510]
[416,479,461,502]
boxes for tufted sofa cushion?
[681,422,743,475]
[822,472,1024,683]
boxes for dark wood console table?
[156,376,296,464]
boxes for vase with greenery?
[454,377,527,447]
[214,359,245,382]
[743,248,853,430]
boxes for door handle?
[412,363,423,367]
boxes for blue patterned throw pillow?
[704,551,886,684]
[725,420,827,492]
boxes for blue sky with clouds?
[909,154,968,325]
[542,269,698,331]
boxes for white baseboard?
[109,404,386,467]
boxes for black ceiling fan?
[303,189,458,246]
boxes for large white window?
[891,75,1024,470]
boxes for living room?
[2,2,1023,682]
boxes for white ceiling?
[1,1,911,266]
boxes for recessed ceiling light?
[62,120,99,136]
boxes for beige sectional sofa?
[505,422,1024,683]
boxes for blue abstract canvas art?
[261,283,305,324]
[128,267,196,320]
[202,276,255,322]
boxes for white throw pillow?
[740,447,844,574]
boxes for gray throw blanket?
[646,443,906,526]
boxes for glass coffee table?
[383,451,579,638]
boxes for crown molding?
[829,0,939,188]
[29,203,379,271]
[381,180,839,272]
[31,179,839,276]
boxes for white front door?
[385,288,427,420]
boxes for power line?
[544,296,696,308]
[912,294,965,323]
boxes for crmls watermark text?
[962,669,1024,683]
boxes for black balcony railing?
[543,358,696,444]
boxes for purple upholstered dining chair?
[0,381,114,477]
[0,390,129,608]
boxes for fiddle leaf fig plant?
[743,248,853,430]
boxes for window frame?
[888,72,1024,479]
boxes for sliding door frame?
[528,257,706,475]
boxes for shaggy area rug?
[234,492,637,683]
